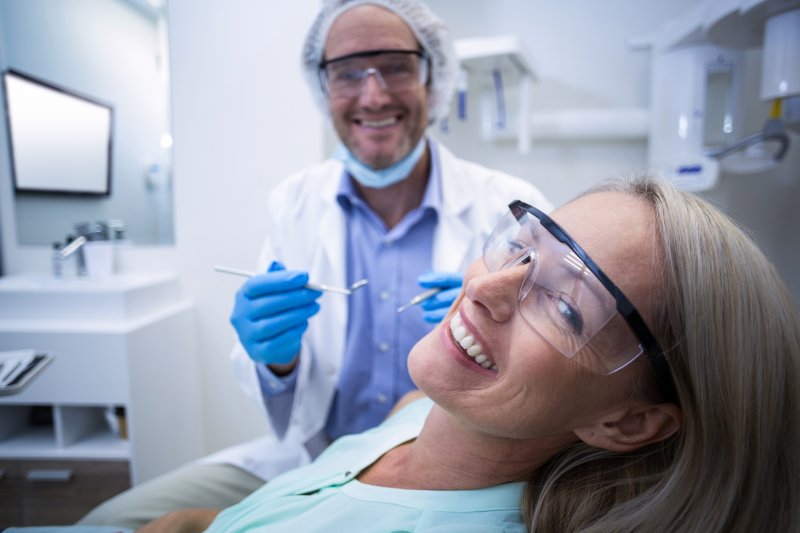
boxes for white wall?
[0,0,173,246]
[426,0,700,205]
[166,0,324,453]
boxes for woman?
[138,177,799,532]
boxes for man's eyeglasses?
[483,200,677,404]
[319,49,430,99]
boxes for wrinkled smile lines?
[449,311,497,372]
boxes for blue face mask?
[334,137,427,189]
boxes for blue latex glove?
[417,271,464,323]
[230,261,322,365]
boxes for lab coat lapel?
[432,142,474,272]
[290,188,348,442]
[316,202,348,332]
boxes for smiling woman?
[130,176,799,533]
[0,0,174,245]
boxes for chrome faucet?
[55,236,87,277]
[58,235,87,258]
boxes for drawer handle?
[25,468,73,482]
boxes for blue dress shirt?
[258,140,444,443]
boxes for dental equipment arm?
[706,117,790,163]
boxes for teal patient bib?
[206,398,527,533]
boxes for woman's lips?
[446,311,498,373]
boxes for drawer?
[0,459,131,527]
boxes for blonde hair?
[522,177,800,532]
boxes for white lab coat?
[204,139,552,480]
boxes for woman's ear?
[573,403,681,452]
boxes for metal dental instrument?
[213,265,368,295]
[396,287,443,313]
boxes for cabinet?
[0,272,203,524]
[0,459,130,526]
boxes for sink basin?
[0,272,181,321]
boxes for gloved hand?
[417,271,463,323]
[230,261,323,366]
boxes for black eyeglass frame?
[509,200,678,404]
[318,49,431,95]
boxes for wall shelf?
[454,35,537,153]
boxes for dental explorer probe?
[396,287,443,313]
[213,265,368,296]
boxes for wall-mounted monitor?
[2,69,113,196]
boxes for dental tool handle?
[214,265,256,278]
[305,283,351,295]
[214,265,362,295]
[396,287,443,313]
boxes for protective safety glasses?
[483,201,677,403]
[319,49,430,99]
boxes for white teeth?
[459,335,474,349]
[448,312,496,371]
[361,117,396,127]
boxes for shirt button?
[378,342,390,352]
[379,290,390,301]
[269,381,279,390]
[376,394,388,404]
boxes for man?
[80,0,551,528]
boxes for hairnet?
[301,0,456,123]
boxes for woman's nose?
[464,266,523,324]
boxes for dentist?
[79,0,550,527]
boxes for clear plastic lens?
[484,210,643,374]
[322,52,427,98]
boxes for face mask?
[334,137,427,189]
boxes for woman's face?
[408,192,663,442]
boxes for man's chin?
[354,149,402,170]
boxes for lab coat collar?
[434,139,474,218]
[430,139,473,272]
